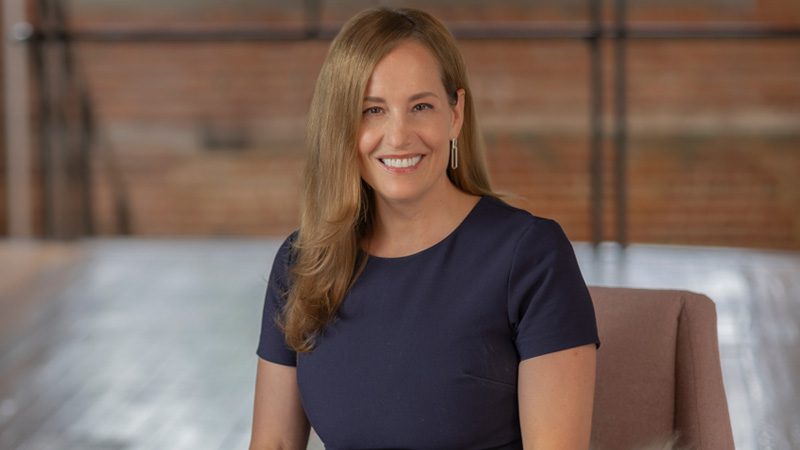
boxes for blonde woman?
[250,7,599,450]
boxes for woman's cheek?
[357,126,379,156]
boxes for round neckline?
[364,195,487,262]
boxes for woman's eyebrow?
[363,91,439,103]
[409,91,438,101]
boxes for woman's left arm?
[518,343,597,450]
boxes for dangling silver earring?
[449,138,458,170]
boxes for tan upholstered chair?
[588,287,735,450]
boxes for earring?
[449,138,458,170]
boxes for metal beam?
[16,23,800,44]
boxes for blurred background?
[0,0,798,449]
[2,0,799,246]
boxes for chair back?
[588,286,735,450]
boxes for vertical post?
[588,0,604,247]
[2,0,34,238]
[33,0,58,238]
[613,0,628,247]
[53,0,90,238]
[33,0,88,239]
[78,92,95,236]
[0,5,4,236]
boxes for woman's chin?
[373,187,427,205]
[370,177,456,207]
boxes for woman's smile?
[378,154,424,172]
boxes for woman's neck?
[366,184,480,258]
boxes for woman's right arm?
[249,358,310,450]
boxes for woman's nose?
[384,115,411,149]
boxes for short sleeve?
[507,219,600,361]
[256,232,298,366]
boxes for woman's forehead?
[364,41,445,97]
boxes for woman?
[251,7,599,450]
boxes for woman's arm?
[249,358,310,450]
[518,343,597,450]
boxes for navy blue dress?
[257,196,600,450]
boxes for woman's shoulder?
[273,229,299,258]
[463,195,578,266]
[279,229,300,250]
[476,195,564,237]
[269,230,300,278]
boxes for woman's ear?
[450,88,466,138]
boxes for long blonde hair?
[282,7,495,352]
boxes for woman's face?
[357,40,465,207]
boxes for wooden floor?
[0,238,797,450]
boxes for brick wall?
[6,1,800,249]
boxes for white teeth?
[381,156,422,168]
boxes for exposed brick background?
[3,1,800,249]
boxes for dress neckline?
[365,195,488,262]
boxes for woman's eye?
[412,103,433,112]
[363,106,383,115]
